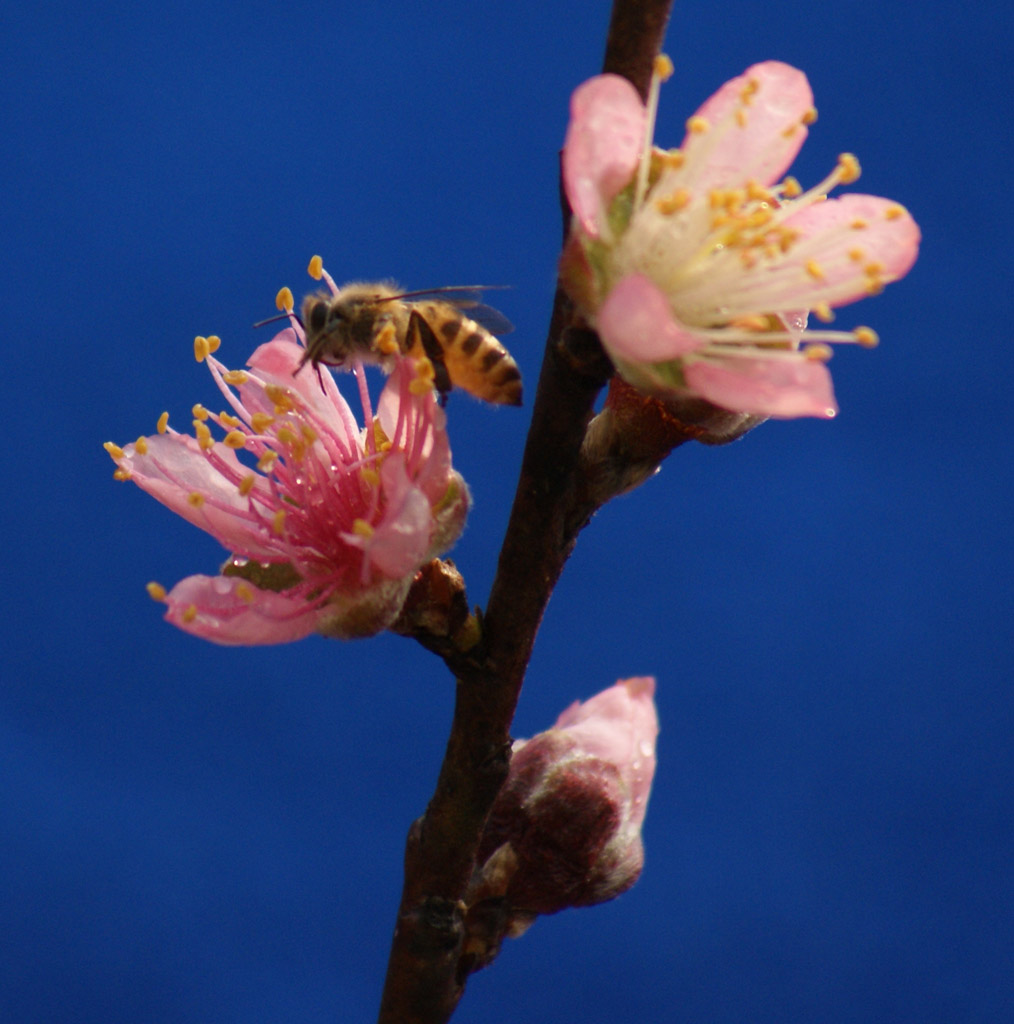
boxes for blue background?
[3,0,1011,1021]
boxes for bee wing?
[389,286,515,336]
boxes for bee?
[297,282,522,406]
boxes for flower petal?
[163,574,322,645]
[685,354,838,419]
[563,74,646,237]
[597,273,704,362]
[684,61,813,190]
[780,193,921,307]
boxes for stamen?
[635,54,672,207]
[157,411,169,434]
[804,344,833,362]
[276,286,294,312]
[194,336,210,362]
[224,430,247,449]
[853,327,879,348]
[182,605,197,624]
[113,468,130,481]
[222,370,249,385]
[238,474,256,496]
[104,442,125,460]
[251,413,275,433]
[257,451,277,472]
[272,509,286,535]
[307,255,323,280]
[146,582,167,601]
[192,404,209,421]
[352,518,374,538]
[656,188,692,214]
[235,582,255,603]
[206,335,221,354]
[134,436,149,455]
[814,302,834,323]
[836,153,861,184]
[781,176,802,198]
[188,492,206,508]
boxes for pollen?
[802,107,818,125]
[222,370,249,386]
[193,422,213,450]
[853,326,879,348]
[224,430,247,449]
[409,377,433,396]
[848,247,865,262]
[781,176,802,198]
[192,404,209,421]
[257,451,278,472]
[182,604,197,624]
[238,473,256,496]
[885,204,906,220]
[805,344,833,362]
[113,468,130,481]
[307,255,324,280]
[837,153,861,184]
[187,491,206,508]
[850,218,869,231]
[134,436,149,455]
[276,426,297,446]
[653,54,674,81]
[146,581,167,602]
[375,322,399,355]
[157,411,169,434]
[805,259,826,281]
[207,335,221,354]
[656,188,692,214]
[275,286,294,312]
[194,336,210,362]
[220,412,241,428]
[272,509,286,535]
[265,384,295,413]
[686,115,710,134]
[352,518,375,538]
[814,302,835,323]
[251,413,275,433]
[104,441,125,460]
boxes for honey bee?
[297,282,522,406]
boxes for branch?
[376,3,674,1021]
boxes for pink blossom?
[106,318,469,645]
[475,677,659,919]
[560,59,921,418]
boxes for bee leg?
[407,309,454,401]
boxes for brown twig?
[376,2,674,1021]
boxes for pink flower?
[474,677,659,921]
[105,306,469,644]
[560,59,921,418]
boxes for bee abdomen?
[439,315,522,406]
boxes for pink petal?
[597,274,704,362]
[685,61,813,190]
[563,74,646,237]
[685,355,838,419]
[781,194,921,306]
[118,433,283,560]
[553,677,658,828]
[163,574,322,645]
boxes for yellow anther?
[802,107,818,125]
[778,227,800,253]
[663,150,685,169]
[300,424,318,443]
[735,108,748,128]
[709,189,727,210]
[206,335,221,354]
[182,604,197,624]
[653,53,674,81]
[723,188,745,212]
[805,259,826,281]
[741,78,760,100]
[864,261,885,278]
[275,286,294,312]
[837,153,861,184]
[853,326,879,348]
[746,180,770,202]
[409,377,433,396]
[272,508,286,535]
[223,370,249,385]
[655,188,692,214]
[848,247,865,262]
[134,436,149,455]
[250,413,274,433]
[192,403,209,421]
[781,175,802,198]
[146,581,167,602]
[257,451,278,471]
[805,344,833,362]
[193,419,212,441]
[781,123,800,139]
[352,518,374,538]
[104,441,125,460]
[238,473,256,496]
[814,302,835,323]
[375,322,399,355]
[276,426,297,445]
[194,336,210,362]
[187,491,206,508]
[865,279,885,296]
[264,384,295,412]
[850,218,869,230]
[360,467,380,487]
[686,115,710,134]
[157,411,169,434]
[730,315,769,332]
[224,430,247,449]
[113,468,130,481]
[885,204,906,221]
[220,412,241,428]
[235,582,255,603]
[415,355,435,382]
[307,255,324,280]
